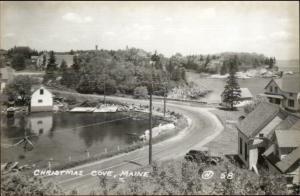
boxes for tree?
[4,75,40,105]
[1,169,64,195]
[11,54,25,70]
[220,62,227,75]
[221,56,241,110]
[133,86,148,98]
[42,54,47,69]
[204,55,210,69]
[72,55,80,72]
[46,51,57,72]
[61,68,80,88]
[269,57,274,69]
[60,59,67,71]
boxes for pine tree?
[42,54,47,69]
[222,56,241,110]
[46,51,57,72]
[60,59,67,71]
[72,55,80,72]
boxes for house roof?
[263,144,281,164]
[237,102,281,138]
[265,115,300,139]
[290,119,300,130]
[275,115,300,130]
[275,147,300,173]
[240,88,253,98]
[275,130,300,148]
[31,85,53,95]
[265,75,300,93]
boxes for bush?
[133,86,148,99]
[88,159,289,195]
[1,171,64,195]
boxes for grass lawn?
[204,108,245,155]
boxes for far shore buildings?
[261,75,300,112]
[30,86,54,112]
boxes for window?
[38,99,43,103]
[239,138,243,154]
[37,120,43,124]
[40,89,44,95]
[269,98,273,103]
[274,87,278,93]
[39,129,43,134]
[275,99,281,105]
[288,99,294,107]
[244,143,248,161]
[289,93,293,97]
[269,86,273,92]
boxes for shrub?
[133,86,148,99]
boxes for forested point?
[2,46,276,97]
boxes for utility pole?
[163,82,167,118]
[148,51,159,165]
[103,66,106,105]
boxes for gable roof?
[275,115,300,130]
[240,88,253,98]
[265,115,300,139]
[265,75,300,93]
[290,119,300,130]
[237,102,281,138]
[276,147,300,173]
[31,85,53,96]
[275,130,300,148]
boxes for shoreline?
[12,90,189,172]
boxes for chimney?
[95,45,98,51]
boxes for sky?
[1,1,299,60]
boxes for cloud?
[62,12,93,23]
[270,31,291,41]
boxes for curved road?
[46,92,224,194]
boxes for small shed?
[30,86,53,112]
[240,88,253,101]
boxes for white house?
[262,75,300,112]
[30,86,53,112]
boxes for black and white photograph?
[0,1,299,195]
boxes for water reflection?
[28,113,53,136]
[1,112,157,167]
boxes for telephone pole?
[163,83,167,117]
[103,66,106,105]
[149,51,159,165]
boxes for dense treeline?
[182,52,276,74]
[59,48,187,96]
[6,46,39,70]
